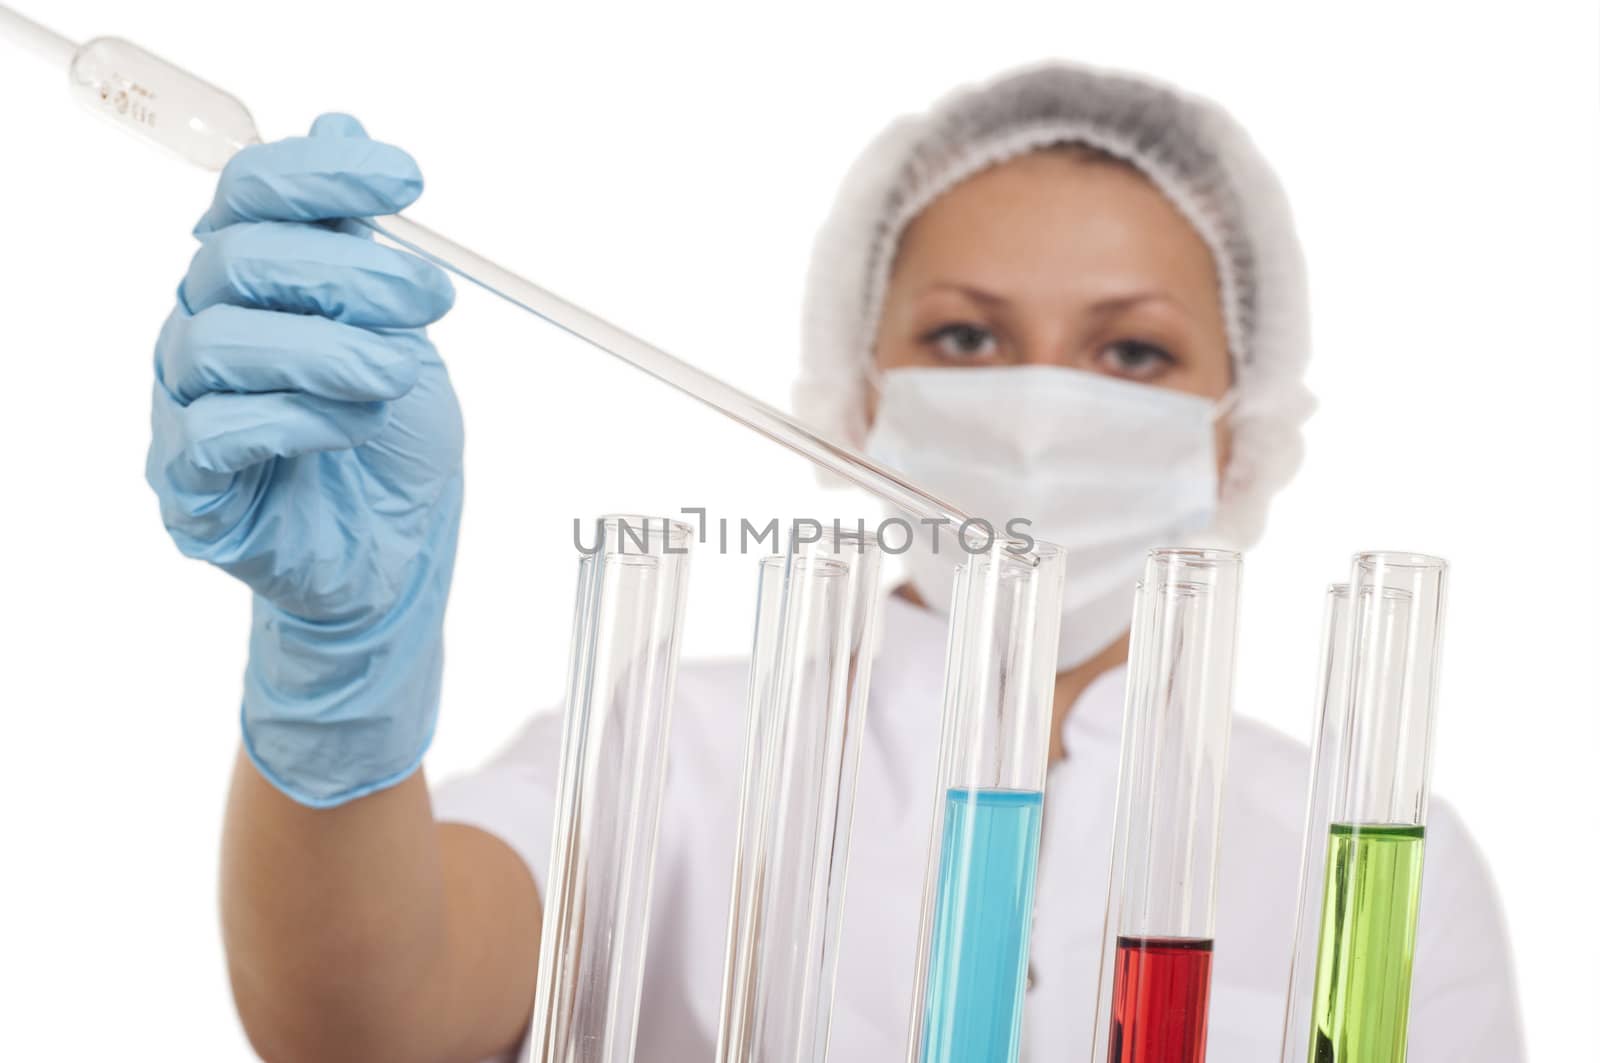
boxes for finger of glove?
[195,113,423,234]
[176,390,391,475]
[312,117,392,244]
[310,112,369,139]
[157,304,427,406]
[181,222,455,329]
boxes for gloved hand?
[147,113,464,808]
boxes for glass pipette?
[0,4,975,528]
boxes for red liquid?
[1107,936,1213,1063]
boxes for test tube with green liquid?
[1280,553,1446,1063]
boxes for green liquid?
[1307,823,1426,1063]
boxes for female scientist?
[145,64,1523,1061]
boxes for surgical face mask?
[863,365,1225,671]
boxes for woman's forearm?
[220,750,540,1063]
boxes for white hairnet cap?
[793,61,1315,548]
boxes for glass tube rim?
[1139,548,1242,597]
[1352,550,1448,574]
[955,536,1065,580]
[1016,537,1065,566]
[1355,585,1413,603]
[758,552,851,581]
[1146,546,1243,567]
[592,513,694,555]
[792,526,884,555]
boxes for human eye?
[922,322,1000,362]
[1095,338,1178,381]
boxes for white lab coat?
[436,595,1524,1062]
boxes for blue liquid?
[919,788,1045,1063]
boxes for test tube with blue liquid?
[904,540,1067,1063]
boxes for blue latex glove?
[147,114,463,808]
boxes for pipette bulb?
[69,37,259,170]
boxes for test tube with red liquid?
[1089,549,1242,1063]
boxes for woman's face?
[870,148,1234,468]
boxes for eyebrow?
[1085,290,1194,318]
[917,281,1192,317]
[918,282,1011,307]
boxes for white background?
[1,0,1595,1058]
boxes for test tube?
[525,516,693,1063]
[1277,584,1355,1063]
[1090,548,1243,1063]
[716,531,884,1063]
[904,539,1068,1063]
[1291,553,1446,1063]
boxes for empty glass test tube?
[1289,553,1446,1063]
[1277,583,1356,1063]
[525,516,693,1063]
[904,539,1067,1063]
[1090,548,1243,1063]
[716,531,884,1063]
